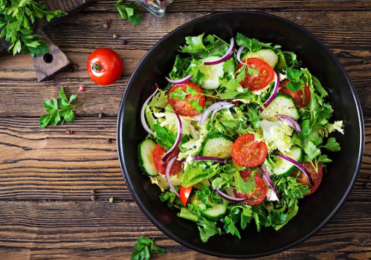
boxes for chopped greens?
[138,32,343,243]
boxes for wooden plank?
[0,11,371,116]
[0,116,369,202]
[90,0,371,12]
[0,200,370,259]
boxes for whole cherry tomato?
[87,48,123,86]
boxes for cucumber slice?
[200,132,234,159]
[190,194,229,221]
[273,145,303,176]
[261,93,300,121]
[199,56,224,89]
[243,49,279,68]
[138,139,158,176]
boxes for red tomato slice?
[179,186,193,206]
[292,161,323,196]
[231,134,268,167]
[152,144,182,175]
[237,58,275,90]
[167,82,206,117]
[279,80,311,108]
[233,170,268,205]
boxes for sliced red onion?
[275,154,314,186]
[214,188,246,202]
[260,166,280,202]
[165,157,180,198]
[140,84,159,135]
[199,101,234,125]
[204,38,235,65]
[165,75,193,85]
[161,113,182,162]
[236,46,246,65]
[277,115,302,132]
[259,72,280,112]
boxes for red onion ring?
[199,101,234,125]
[260,166,280,202]
[275,154,314,186]
[161,113,183,162]
[204,38,235,65]
[165,75,193,85]
[277,115,302,132]
[214,188,246,202]
[236,46,246,65]
[140,84,159,135]
[165,157,180,198]
[259,72,280,112]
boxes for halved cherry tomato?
[167,82,206,117]
[233,170,268,205]
[237,58,275,91]
[179,186,193,206]
[152,144,182,175]
[87,48,123,86]
[291,161,323,196]
[279,80,311,108]
[231,134,268,167]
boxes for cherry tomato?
[231,134,268,167]
[179,186,193,206]
[167,82,206,117]
[292,161,323,196]
[152,144,182,175]
[237,58,275,91]
[279,80,311,108]
[233,170,268,205]
[87,48,123,86]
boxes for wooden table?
[0,1,370,259]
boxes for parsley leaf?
[181,161,221,188]
[187,59,206,85]
[114,0,142,25]
[322,137,341,152]
[246,107,260,129]
[304,140,321,162]
[131,237,165,260]
[39,88,83,128]
[169,88,187,101]
[180,34,207,54]
[198,218,221,242]
[189,100,204,113]
[153,124,176,150]
[235,33,272,52]
[1,1,67,56]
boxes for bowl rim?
[116,11,365,258]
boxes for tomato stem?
[87,60,101,72]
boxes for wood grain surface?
[0,0,370,259]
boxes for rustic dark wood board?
[0,0,370,259]
[0,201,370,259]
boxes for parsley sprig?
[114,0,142,25]
[131,237,165,260]
[0,0,67,56]
[39,88,83,128]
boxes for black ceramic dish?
[117,12,364,258]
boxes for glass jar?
[136,0,173,18]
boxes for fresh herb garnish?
[114,0,142,25]
[131,237,165,260]
[0,0,67,56]
[39,88,83,128]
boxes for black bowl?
[117,12,364,258]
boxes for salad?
[137,33,344,242]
